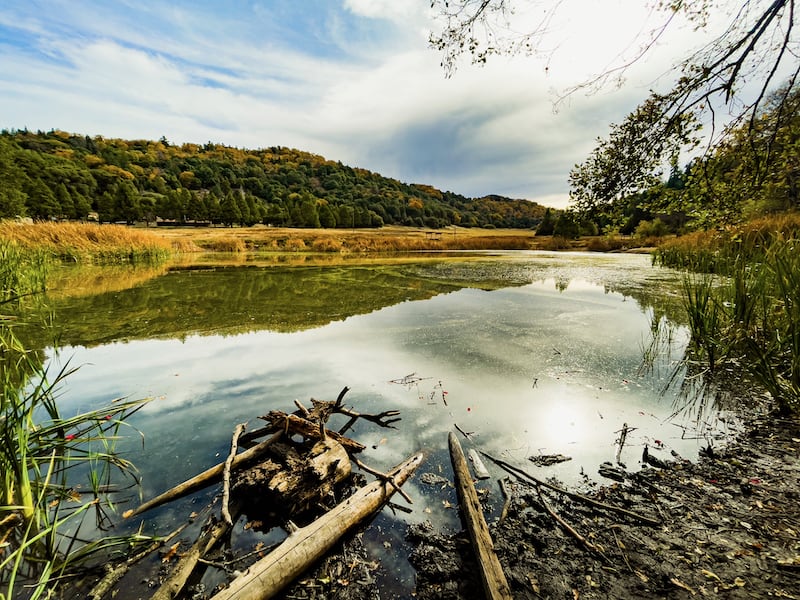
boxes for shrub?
[311,237,344,252]
[635,218,669,239]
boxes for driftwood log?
[233,438,351,516]
[151,503,242,600]
[209,452,424,600]
[123,432,283,520]
[449,432,513,600]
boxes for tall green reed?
[1,323,153,599]
[2,242,153,598]
[658,225,800,414]
[0,240,49,304]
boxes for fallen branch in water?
[261,411,366,454]
[480,451,661,527]
[88,522,189,600]
[222,423,247,526]
[449,432,513,600]
[123,431,283,520]
[209,452,424,600]
[151,503,242,600]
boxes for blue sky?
[0,1,706,208]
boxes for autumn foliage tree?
[0,129,548,229]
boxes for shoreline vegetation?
[0,220,654,259]
[1,217,799,599]
[1,284,153,600]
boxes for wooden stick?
[480,451,661,527]
[454,422,474,440]
[209,452,424,600]
[88,523,189,600]
[222,423,247,526]
[449,432,513,600]
[123,431,283,520]
[334,386,350,408]
[262,412,366,454]
[498,477,512,525]
[151,503,242,600]
[534,485,608,561]
[353,457,413,505]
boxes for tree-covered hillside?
[0,130,547,229]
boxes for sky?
[0,0,713,209]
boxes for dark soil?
[409,411,800,599]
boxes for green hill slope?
[0,129,547,229]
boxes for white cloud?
[344,0,429,24]
[0,0,725,207]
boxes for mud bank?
[410,410,800,599]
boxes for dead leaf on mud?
[161,542,180,563]
[670,577,696,595]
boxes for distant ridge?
[0,129,548,228]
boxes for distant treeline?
[0,130,547,229]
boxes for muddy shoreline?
[273,405,799,600]
[93,404,799,600]
[408,408,800,599]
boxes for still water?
[37,251,725,596]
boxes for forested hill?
[0,129,547,229]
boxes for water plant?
[1,322,153,599]
[1,246,153,598]
[656,216,800,414]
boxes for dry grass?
[2,222,656,261]
[151,225,546,253]
[0,222,175,262]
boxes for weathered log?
[223,423,247,526]
[263,438,351,513]
[151,504,241,600]
[123,431,283,520]
[449,432,513,600]
[209,452,424,600]
[261,411,366,454]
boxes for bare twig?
[222,423,247,526]
[535,484,608,561]
[354,457,413,505]
[481,451,661,527]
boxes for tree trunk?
[449,432,513,600]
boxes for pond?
[30,250,731,597]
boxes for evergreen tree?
[536,208,556,236]
[0,139,28,218]
[115,180,142,224]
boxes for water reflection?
[37,252,727,598]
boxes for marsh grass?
[0,222,173,264]
[657,216,800,414]
[0,241,50,304]
[1,323,153,598]
[2,250,154,598]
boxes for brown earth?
[408,408,800,599]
